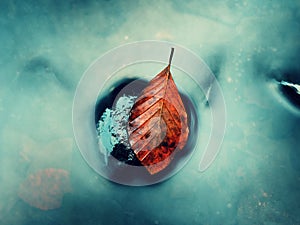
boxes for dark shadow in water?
[279,83,300,109]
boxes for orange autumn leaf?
[127,48,189,174]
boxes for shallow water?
[1,0,300,224]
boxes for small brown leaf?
[127,48,189,174]
[18,168,71,210]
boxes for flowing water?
[1,0,300,224]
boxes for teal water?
[1,0,300,224]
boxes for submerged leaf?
[18,168,71,210]
[127,48,189,174]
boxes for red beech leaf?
[127,48,189,174]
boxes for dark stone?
[110,143,142,166]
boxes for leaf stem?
[169,48,174,65]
